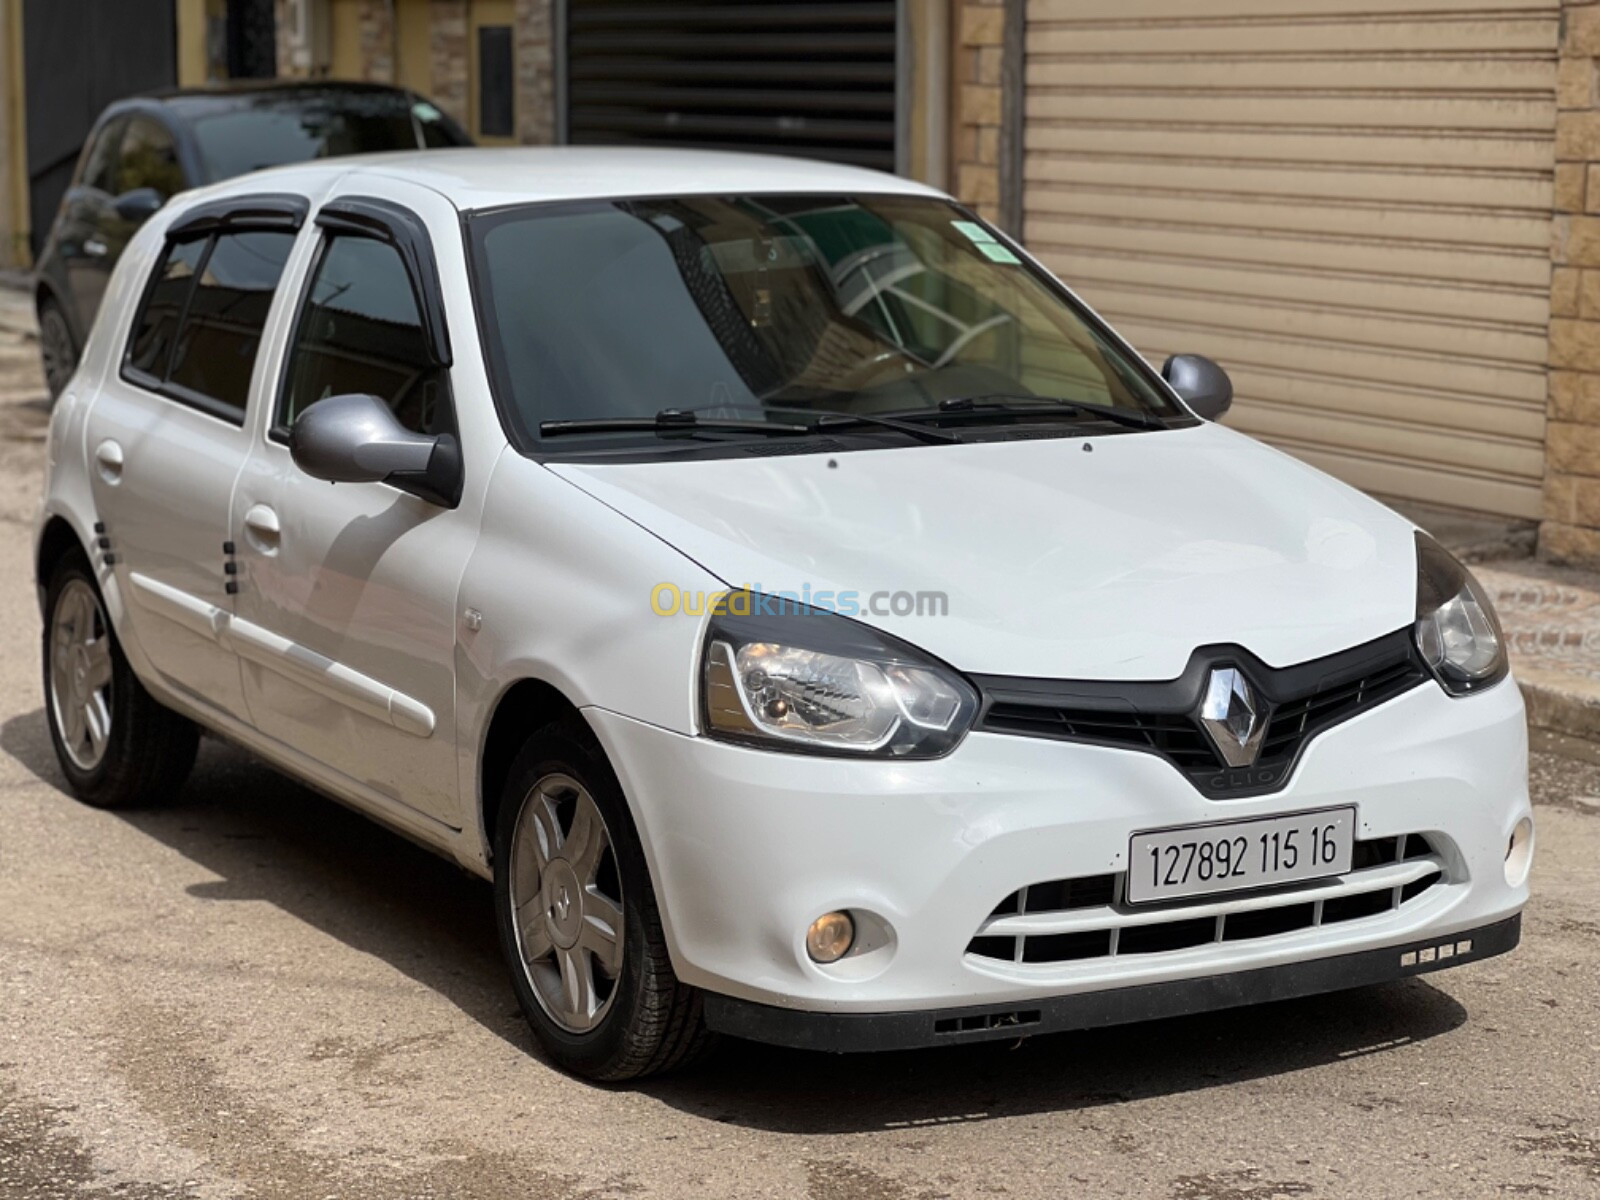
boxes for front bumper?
[588,672,1530,1029]
[703,914,1522,1051]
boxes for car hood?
[547,423,1419,680]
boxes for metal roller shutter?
[565,1,900,171]
[1022,0,1559,519]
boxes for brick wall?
[273,0,303,77]
[358,0,395,82]
[1547,3,1600,565]
[514,0,555,143]
[428,0,469,126]
[951,1,1005,224]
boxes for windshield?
[468,193,1184,452]
[181,90,469,181]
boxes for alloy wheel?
[508,773,625,1034]
[38,306,76,398]
[48,578,114,771]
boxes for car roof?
[179,146,950,214]
[140,79,419,103]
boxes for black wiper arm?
[758,405,964,445]
[926,394,1165,431]
[540,409,815,439]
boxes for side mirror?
[1162,354,1233,421]
[289,393,462,508]
[112,187,165,225]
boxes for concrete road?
[0,304,1597,1200]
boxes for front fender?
[452,454,726,865]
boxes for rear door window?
[124,226,297,423]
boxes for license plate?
[1127,807,1356,905]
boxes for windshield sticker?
[952,219,996,244]
[413,101,444,122]
[976,241,1021,264]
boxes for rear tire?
[493,719,712,1080]
[42,548,198,808]
[37,296,77,401]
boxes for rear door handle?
[243,504,280,552]
[94,439,123,482]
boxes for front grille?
[966,834,1446,966]
[972,629,1429,797]
[980,705,1217,771]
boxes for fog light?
[1504,817,1534,887]
[806,911,855,963]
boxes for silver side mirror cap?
[289,392,462,508]
[1162,354,1233,422]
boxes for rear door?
[84,196,307,722]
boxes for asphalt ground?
[0,300,1596,1199]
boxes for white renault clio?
[36,148,1532,1080]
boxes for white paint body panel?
[550,421,1417,679]
[591,676,1529,1011]
[35,149,1530,1021]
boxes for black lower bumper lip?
[702,914,1521,1053]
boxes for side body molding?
[127,572,436,738]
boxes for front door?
[87,217,300,722]
[230,199,471,827]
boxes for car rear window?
[124,228,297,423]
[182,91,468,181]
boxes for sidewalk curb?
[1519,671,1600,744]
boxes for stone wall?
[950,0,1005,224]
[514,0,555,144]
[357,0,395,82]
[1547,3,1600,565]
[273,0,303,77]
[427,0,469,126]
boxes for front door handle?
[243,504,280,552]
[94,439,123,483]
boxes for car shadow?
[2,708,1471,1133]
[0,707,536,1056]
[643,978,1466,1133]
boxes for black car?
[33,81,472,399]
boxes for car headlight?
[1413,531,1507,696]
[701,607,978,757]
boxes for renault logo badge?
[1199,667,1267,768]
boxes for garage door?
[1022,0,1558,519]
[564,1,899,171]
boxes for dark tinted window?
[117,118,185,199]
[166,232,297,414]
[125,229,296,422]
[126,238,207,377]
[416,100,460,147]
[79,119,126,194]
[180,89,469,182]
[280,236,446,435]
[477,27,514,138]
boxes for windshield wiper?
[540,409,815,439]
[757,404,964,445]
[910,394,1166,432]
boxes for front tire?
[493,720,710,1080]
[42,549,198,808]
